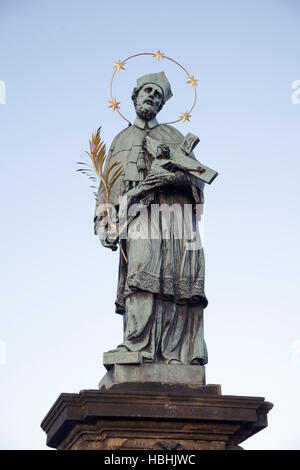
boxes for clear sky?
[0,0,299,450]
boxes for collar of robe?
[134,116,159,130]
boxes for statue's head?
[132,71,173,121]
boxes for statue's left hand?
[142,168,175,187]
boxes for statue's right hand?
[101,237,118,251]
[95,220,118,251]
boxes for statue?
[94,72,217,367]
[41,63,273,452]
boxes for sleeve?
[173,170,204,205]
[184,150,205,204]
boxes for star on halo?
[108,98,120,111]
[153,50,165,61]
[180,111,192,122]
[113,60,125,72]
[187,75,198,87]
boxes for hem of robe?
[115,272,208,314]
[118,295,208,365]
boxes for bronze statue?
[94,72,217,367]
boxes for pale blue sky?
[0,0,299,449]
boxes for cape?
[94,122,205,225]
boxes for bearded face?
[135,84,164,120]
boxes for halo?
[108,51,198,125]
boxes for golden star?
[187,75,198,87]
[153,50,165,61]
[108,98,120,111]
[113,60,125,72]
[180,111,192,122]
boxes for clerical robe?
[95,117,208,364]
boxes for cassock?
[94,116,208,365]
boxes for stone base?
[99,363,206,389]
[103,351,142,369]
[41,382,273,450]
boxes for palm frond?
[77,126,123,197]
[77,126,127,262]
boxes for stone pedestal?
[99,363,206,389]
[41,379,273,450]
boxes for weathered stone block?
[99,363,206,389]
[103,351,142,368]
